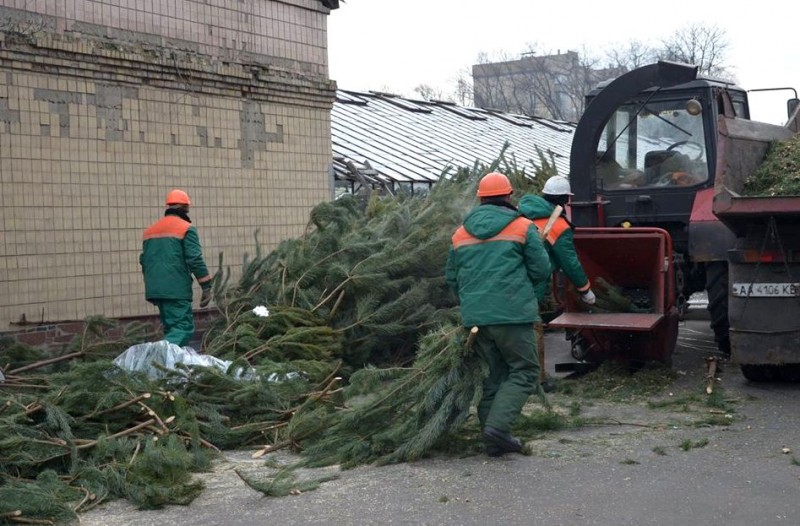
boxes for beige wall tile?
[1,0,329,73]
[0,64,332,326]
[1,0,336,326]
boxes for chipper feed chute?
[548,227,679,365]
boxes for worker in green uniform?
[445,172,551,456]
[519,175,596,303]
[519,175,596,388]
[140,189,213,347]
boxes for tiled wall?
[0,1,336,328]
[0,0,330,74]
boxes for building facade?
[0,0,338,328]
[473,51,624,122]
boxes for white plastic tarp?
[113,340,254,381]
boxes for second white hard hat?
[542,175,573,196]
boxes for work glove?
[199,287,212,308]
[580,289,596,305]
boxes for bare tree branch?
[656,23,733,80]
[605,39,657,71]
[465,23,732,121]
[451,67,474,106]
[471,46,623,122]
[413,84,448,102]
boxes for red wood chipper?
[548,227,679,366]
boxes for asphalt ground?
[81,305,800,526]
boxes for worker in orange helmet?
[445,172,551,457]
[140,189,213,347]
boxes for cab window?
[596,99,709,190]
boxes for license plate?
[731,282,800,297]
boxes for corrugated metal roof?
[332,90,575,187]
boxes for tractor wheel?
[778,365,800,382]
[705,261,730,355]
[740,364,779,382]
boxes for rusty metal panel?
[548,312,663,331]
[716,197,800,216]
[713,115,798,234]
[732,331,800,364]
[688,220,737,261]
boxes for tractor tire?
[740,364,779,382]
[742,364,800,382]
[778,365,800,382]
[705,261,731,355]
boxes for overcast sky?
[327,0,800,125]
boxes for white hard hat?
[542,175,573,196]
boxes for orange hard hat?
[165,189,191,206]
[477,172,513,197]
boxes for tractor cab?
[550,62,751,364]
[569,62,747,233]
[553,61,800,365]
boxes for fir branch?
[8,516,56,525]
[234,468,339,497]
[76,419,157,450]
[6,353,85,375]
[81,393,152,420]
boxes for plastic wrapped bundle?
[113,340,255,381]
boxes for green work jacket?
[518,195,590,291]
[140,212,211,301]
[445,204,551,326]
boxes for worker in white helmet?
[520,176,594,302]
[519,175,595,389]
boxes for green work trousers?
[474,323,540,433]
[154,299,195,347]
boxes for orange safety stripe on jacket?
[532,217,590,291]
[532,216,570,247]
[142,215,191,241]
[452,216,533,248]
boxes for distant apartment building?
[472,50,625,122]
[0,0,339,329]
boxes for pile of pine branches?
[0,318,343,523]
[743,132,800,196]
[1,146,558,523]
[205,147,553,370]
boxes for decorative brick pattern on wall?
[0,0,337,328]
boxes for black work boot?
[482,426,523,454]
[540,378,557,393]
[719,337,731,357]
[485,443,504,457]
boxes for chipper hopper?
[548,227,679,365]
